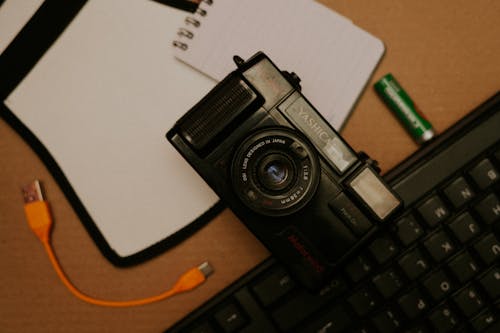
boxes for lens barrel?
[231,127,320,216]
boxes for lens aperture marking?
[280,187,304,205]
[302,164,310,181]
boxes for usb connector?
[22,179,44,203]
[22,180,52,242]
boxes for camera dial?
[231,127,320,216]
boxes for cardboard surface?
[1,0,499,331]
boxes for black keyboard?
[166,92,500,333]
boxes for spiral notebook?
[173,0,385,130]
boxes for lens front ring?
[231,127,320,217]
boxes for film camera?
[167,52,402,290]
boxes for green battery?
[374,73,435,144]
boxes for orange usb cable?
[22,180,213,307]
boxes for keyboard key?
[471,308,498,332]
[478,266,500,300]
[448,212,481,243]
[319,277,348,298]
[473,233,500,265]
[405,324,431,333]
[371,308,403,333]
[368,236,399,264]
[428,303,460,333]
[347,287,380,316]
[252,266,295,306]
[233,288,277,332]
[475,193,500,224]
[397,288,429,319]
[417,195,450,228]
[484,320,500,333]
[469,158,499,189]
[394,214,424,246]
[372,268,404,299]
[351,324,374,333]
[214,303,247,333]
[186,322,216,333]
[271,277,346,331]
[345,254,373,283]
[300,303,350,333]
[443,177,475,208]
[452,285,485,317]
[347,323,374,333]
[447,251,481,283]
[423,230,456,262]
[398,248,431,280]
[423,269,455,301]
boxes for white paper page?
[5,0,219,257]
[174,0,384,129]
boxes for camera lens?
[258,154,293,191]
[231,127,320,216]
[263,160,288,186]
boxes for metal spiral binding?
[172,41,188,50]
[185,17,200,27]
[172,0,213,51]
[196,8,207,16]
[178,28,194,39]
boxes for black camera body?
[167,52,402,290]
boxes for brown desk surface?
[1,0,499,331]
